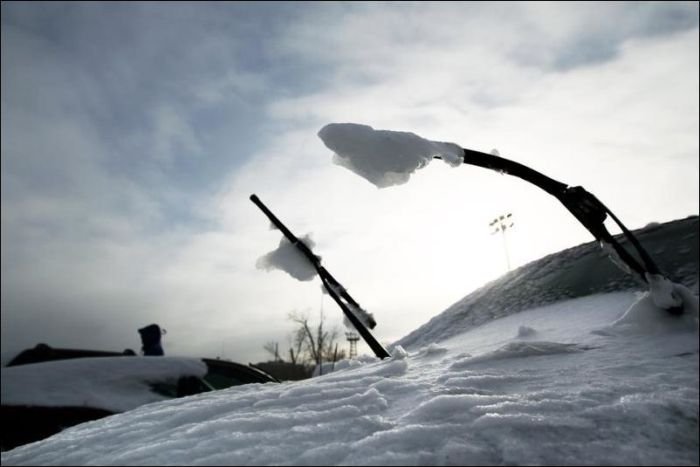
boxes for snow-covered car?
[1,352,278,450]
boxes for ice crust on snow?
[318,123,464,188]
[256,234,318,281]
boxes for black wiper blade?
[250,194,390,359]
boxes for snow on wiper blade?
[318,123,463,188]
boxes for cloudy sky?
[2,2,698,364]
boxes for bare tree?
[287,331,304,365]
[288,310,341,366]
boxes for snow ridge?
[395,216,698,350]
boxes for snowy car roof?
[1,356,208,413]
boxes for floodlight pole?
[490,213,513,271]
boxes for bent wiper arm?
[462,148,568,197]
[456,148,661,283]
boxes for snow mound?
[607,286,699,335]
[313,354,381,376]
[448,341,590,368]
[516,325,537,338]
[392,345,409,360]
[416,343,449,358]
[256,234,318,281]
[318,123,463,188]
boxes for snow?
[313,354,381,377]
[646,272,690,311]
[324,281,377,329]
[3,290,697,466]
[610,288,699,334]
[3,217,697,465]
[343,309,375,330]
[256,234,318,281]
[318,123,464,188]
[1,357,207,413]
[395,217,699,351]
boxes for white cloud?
[150,104,203,165]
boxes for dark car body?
[1,344,278,451]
